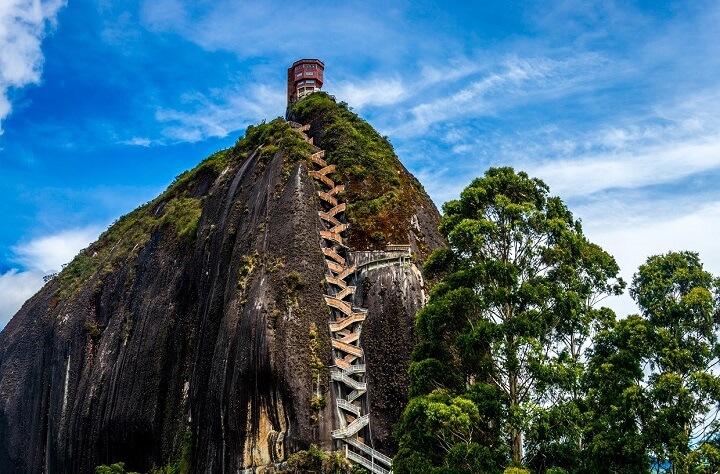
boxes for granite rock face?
[0,102,444,473]
[352,254,427,454]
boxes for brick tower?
[287,59,325,104]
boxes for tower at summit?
[287,58,324,104]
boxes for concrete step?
[310,171,334,188]
[323,247,346,265]
[339,331,360,344]
[345,438,392,467]
[318,191,338,206]
[332,414,369,438]
[311,151,326,167]
[331,339,363,358]
[327,203,346,216]
[334,357,351,369]
[329,313,365,332]
[289,122,310,132]
[318,211,341,227]
[337,264,357,281]
[337,399,361,416]
[325,296,352,316]
[326,275,347,289]
[333,359,365,374]
[328,184,345,196]
[330,370,367,391]
[334,286,356,300]
[318,164,336,176]
[345,450,391,474]
[320,230,343,245]
[326,260,346,276]
[330,223,349,234]
[346,390,364,403]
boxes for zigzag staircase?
[290,120,393,474]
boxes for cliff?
[0,94,444,473]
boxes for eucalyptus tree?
[403,167,624,466]
[630,251,720,473]
[583,314,651,473]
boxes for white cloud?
[530,138,720,199]
[420,58,484,85]
[0,227,99,330]
[139,0,410,62]
[119,136,153,147]
[12,227,100,272]
[394,55,606,135]
[0,269,45,329]
[523,89,720,199]
[0,0,66,132]
[334,77,407,109]
[156,83,285,143]
[581,199,720,319]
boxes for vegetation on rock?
[54,118,311,300]
[289,92,432,252]
[282,444,355,474]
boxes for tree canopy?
[395,167,624,472]
[395,168,720,474]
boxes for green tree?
[630,252,720,473]
[584,314,651,473]
[398,167,623,469]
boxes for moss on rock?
[288,93,435,255]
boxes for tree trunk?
[509,369,523,463]
[511,428,523,464]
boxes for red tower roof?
[287,59,325,104]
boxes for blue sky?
[2,0,720,329]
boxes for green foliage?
[53,116,311,302]
[578,252,720,474]
[57,251,97,299]
[308,322,325,424]
[236,253,258,294]
[685,442,720,474]
[394,389,504,474]
[323,451,353,474]
[95,462,139,474]
[157,197,203,242]
[289,92,427,251]
[284,445,352,474]
[631,252,720,473]
[234,117,314,177]
[503,467,530,474]
[401,167,624,468]
[352,466,370,474]
[154,430,193,474]
[284,271,306,305]
[582,315,651,473]
[83,320,103,339]
[285,444,325,473]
